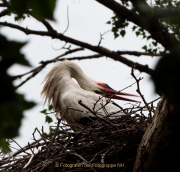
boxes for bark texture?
[133,96,180,172]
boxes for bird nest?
[0,99,158,172]
[0,70,160,172]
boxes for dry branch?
[12,47,84,89]
[0,21,154,77]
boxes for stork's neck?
[41,61,100,107]
[65,62,97,92]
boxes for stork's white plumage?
[41,60,138,131]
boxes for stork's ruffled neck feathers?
[41,60,101,110]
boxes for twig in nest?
[93,96,104,111]
[46,106,69,159]
[101,148,110,164]
[133,97,161,113]
[11,139,30,156]
[23,154,34,169]
[72,152,88,164]
[78,100,97,117]
[28,142,35,155]
[131,64,152,118]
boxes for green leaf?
[44,127,54,137]
[0,35,31,67]
[132,25,137,31]
[136,31,140,37]
[10,0,28,20]
[48,104,53,111]
[106,21,111,24]
[45,115,53,124]
[0,95,35,139]
[10,0,57,20]
[147,49,154,56]
[120,30,126,37]
[29,0,57,20]
[40,109,47,114]
[152,41,158,46]
[147,36,151,40]
[142,45,147,51]
[0,139,11,152]
[49,127,53,137]
[0,34,36,143]
[153,48,158,53]
[114,32,119,39]
[125,23,129,27]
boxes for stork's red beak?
[97,83,139,102]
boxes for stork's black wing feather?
[75,116,97,126]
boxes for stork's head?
[92,82,139,102]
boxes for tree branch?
[96,0,145,29]
[13,48,84,89]
[96,0,180,51]
[0,9,9,18]
[26,10,56,33]
[117,51,160,57]
[41,20,56,33]
[0,21,48,36]
[0,3,7,7]
[57,50,160,62]
[0,21,154,75]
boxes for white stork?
[41,60,138,131]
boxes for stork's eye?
[93,90,103,94]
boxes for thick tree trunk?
[133,96,180,172]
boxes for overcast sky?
[1,0,159,150]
